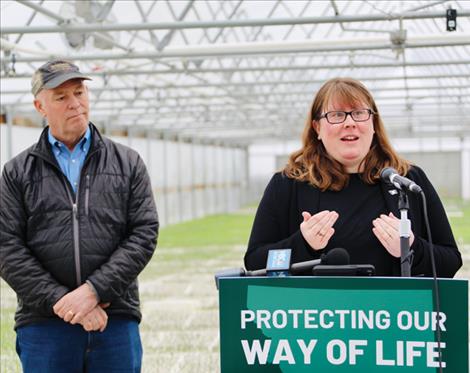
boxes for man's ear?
[33,98,46,117]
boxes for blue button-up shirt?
[48,127,91,193]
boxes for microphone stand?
[397,189,414,277]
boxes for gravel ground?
[139,244,244,372]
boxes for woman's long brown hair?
[284,77,410,191]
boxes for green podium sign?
[218,277,468,372]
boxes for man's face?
[34,79,89,144]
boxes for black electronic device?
[446,8,457,31]
[312,264,375,277]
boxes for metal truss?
[1,0,470,145]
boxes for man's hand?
[53,283,98,325]
[80,305,108,332]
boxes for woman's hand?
[372,212,415,257]
[300,210,339,251]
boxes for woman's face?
[315,100,375,173]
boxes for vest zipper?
[62,175,82,287]
[72,202,82,286]
[85,175,90,217]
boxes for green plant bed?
[158,213,255,249]
[444,199,470,245]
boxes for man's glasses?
[317,109,375,124]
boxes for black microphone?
[290,247,350,274]
[214,265,268,288]
[380,167,422,193]
[214,267,248,289]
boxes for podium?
[218,277,468,372]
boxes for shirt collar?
[48,126,91,153]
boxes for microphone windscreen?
[380,167,396,182]
[215,268,245,278]
[214,268,246,289]
[323,247,350,265]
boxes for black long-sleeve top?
[244,166,462,277]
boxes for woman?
[244,78,461,277]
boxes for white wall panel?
[1,125,249,226]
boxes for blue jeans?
[16,317,142,373]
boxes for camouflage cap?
[31,60,91,97]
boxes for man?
[0,60,159,372]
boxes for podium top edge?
[218,276,469,282]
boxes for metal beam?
[35,95,465,112]
[3,59,470,79]
[6,94,469,112]
[5,99,468,127]
[99,114,470,128]
[2,10,470,34]
[9,114,465,134]
[3,34,470,62]
[87,91,470,103]
[3,73,469,95]
[7,82,466,103]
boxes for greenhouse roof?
[1,0,469,145]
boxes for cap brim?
[43,72,92,89]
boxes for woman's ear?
[313,120,321,140]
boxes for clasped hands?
[300,210,415,257]
[53,283,109,332]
